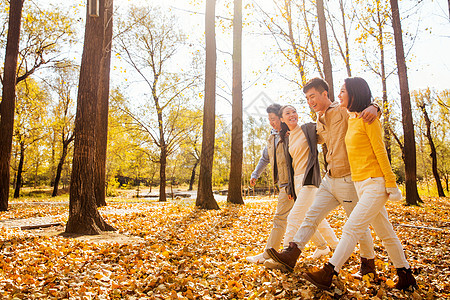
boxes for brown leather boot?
[394,268,417,291]
[265,242,301,272]
[352,257,377,280]
[302,262,337,290]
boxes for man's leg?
[247,187,294,264]
[284,185,327,249]
[335,175,375,260]
[292,176,340,250]
[266,187,294,249]
[265,176,340,271]
[317,219,339,249]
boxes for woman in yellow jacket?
[303,77,417,291]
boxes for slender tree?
[227,0,244,205]
[196,0,219,210]
[355,0,393,160]
[316,0,334,101]
[326,0,353,77]
[415,90,445,197]
[94,0,113,207]
[65,0,115,234]
[0,0,24,211]
[48,62,78,197]
[390,0,421,205]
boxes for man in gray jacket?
[246,103,296,264]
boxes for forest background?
[0,0,449,299]
[1,0,449,201]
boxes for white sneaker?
[308,246,331,259]
[246,252,266,264]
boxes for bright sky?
[40,0,450,123]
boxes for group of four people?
[246,77,417,291]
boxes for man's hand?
[250,178,257,187]
[359,105,378,124]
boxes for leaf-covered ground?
[0,195,449,299]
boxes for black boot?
[352,257,377,280]
[394,268,417,291]
[266,242,301,272]
[302,262,337,290]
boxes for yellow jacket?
[345,113,397,187]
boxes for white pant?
[265,186,295,251]
[284,174,338,249]
[329,177,409,271]
[293,174,375,260]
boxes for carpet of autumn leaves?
[0,195,449,299]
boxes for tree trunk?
[374,4,392,162]
[159,143,167,202]
[418,103,445,197]
[196,0,219,210]
[94,0,113,207]
[0,0,24,211]
[52,139,71,197]
[285,0,306,85]
[188,160,198,191]
[13,142,25,199]
[316,0,334,101]
[339,0,351,77]
[227,0,244,205]
[378,12,391,162]
[390,0,421,205]
[65,0,115,234]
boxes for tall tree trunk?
[196,0,219,210]
[0,0,24,211]
[52,138,71,197]
[377,8,391,162]
[188,160,199,191]
[13,142,25,198]
[94,0,113,207]
[339,0,351,77]
[316,0,334,101]
[65,0,115,234]
[390,0,421,205]
[159,142,167,202]
[418,102,445,197]
[285,0,306,85]
[227,0,244,205]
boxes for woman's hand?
[386,187,402,201]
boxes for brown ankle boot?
[303,262,337,290]
[394,268,417,291]
[352,257,377,280]
[265,242,301,272]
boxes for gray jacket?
[300,122,321,188]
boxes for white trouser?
[283,174,339,249]
[293,174,375,260]
[329,177,409,271]
[265,186,295,251]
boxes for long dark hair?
[345,77,372,112]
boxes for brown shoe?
[394,268,417,291]
[302,262,337,290]
[265,242,301,272]
[352,257,377,280]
